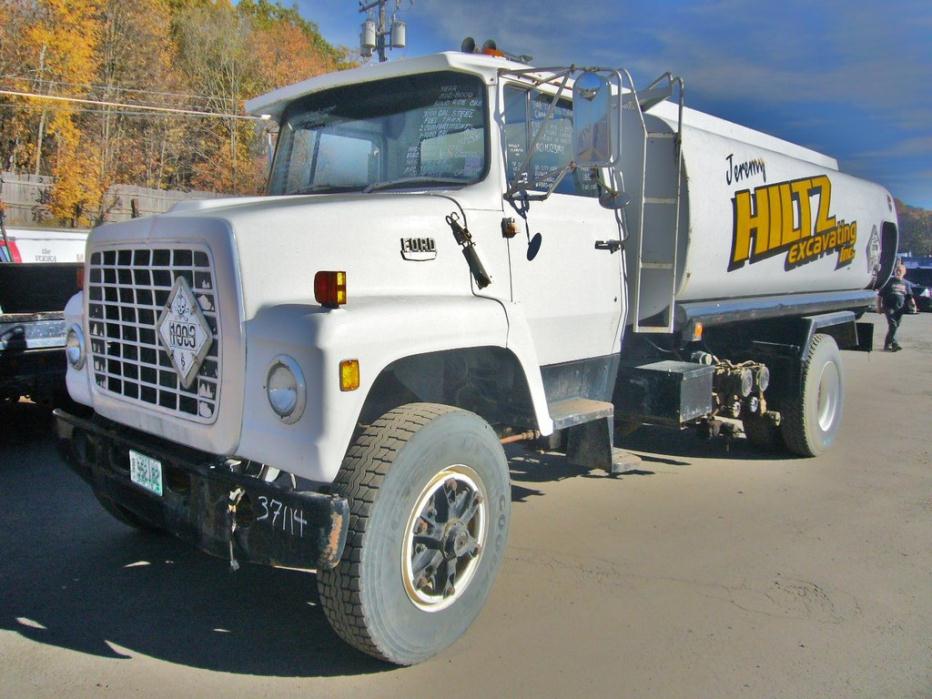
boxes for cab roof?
[245,52,519,120]
[246,51,837,170]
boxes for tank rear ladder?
[626,73,685,334]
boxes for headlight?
[265,355,306,424]
[65,324,85,370]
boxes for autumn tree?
[0,0,351,222]
[91,0,180,196]
[0,0,42,172]
[173,2,262,193]
[240,0,348,81]
[18,0,104,224]
[248,7,344,88]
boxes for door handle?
[594,239,621,253]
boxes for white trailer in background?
[55,50,897,665]
[0,226,88,264]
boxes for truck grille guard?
[86,245,222,423]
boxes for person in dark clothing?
[879,264,915,351]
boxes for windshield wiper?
[290,184,362,195]
[363,177,466,193]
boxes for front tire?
[781,334,844,457]
[317,403,511,665]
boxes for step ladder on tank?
[623,73,685,333]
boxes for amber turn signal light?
[340,359,360,391]
[690,322,704,342]
[314,271,347,308]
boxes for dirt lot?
[1,313,930,698]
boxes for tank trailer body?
[55,51,898,664]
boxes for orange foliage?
[0,0,350,222]
[21,0,104,224]
[251,21,337,89]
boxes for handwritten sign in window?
[503,85,598,198]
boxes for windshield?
[268,71,488,195]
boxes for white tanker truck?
[55,49,898,665]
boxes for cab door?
[502,84,625,369]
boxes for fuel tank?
[622,102,898,322]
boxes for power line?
[0,89,266,121]
[0,102,244,120]
[0,73,239,105]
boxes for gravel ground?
[1,312,930,698]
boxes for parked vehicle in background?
[55,47,899,665]
[901,256,932,312]
[1,221,88,406]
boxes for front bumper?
[54,409,349,570]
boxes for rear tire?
[781,334,844,457]
[317,403,511,665]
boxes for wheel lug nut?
[415,543,425,554]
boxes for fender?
[63,290,94,407]
[236,294,550,483]
[497,300,555,435]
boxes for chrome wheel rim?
[402,464,487,612]
[816,361,840,432]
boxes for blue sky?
[295,0,932,208]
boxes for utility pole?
[358,0,409,63]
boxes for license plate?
[129,450,163,496]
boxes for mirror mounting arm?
[501,68,575,201]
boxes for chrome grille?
[87,245,221,423]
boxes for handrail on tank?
[641,71,686,150]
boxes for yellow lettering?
[733,187,770,264]
[790,178,812,239]
[780,183,798,245]
[812,175,836,233]
[731,175,857,271]
[768,185,782,250]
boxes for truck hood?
[92,192,479,318]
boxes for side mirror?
[572,72,616,167]
[599,189,630,210]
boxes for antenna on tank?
[359,0,412,62]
